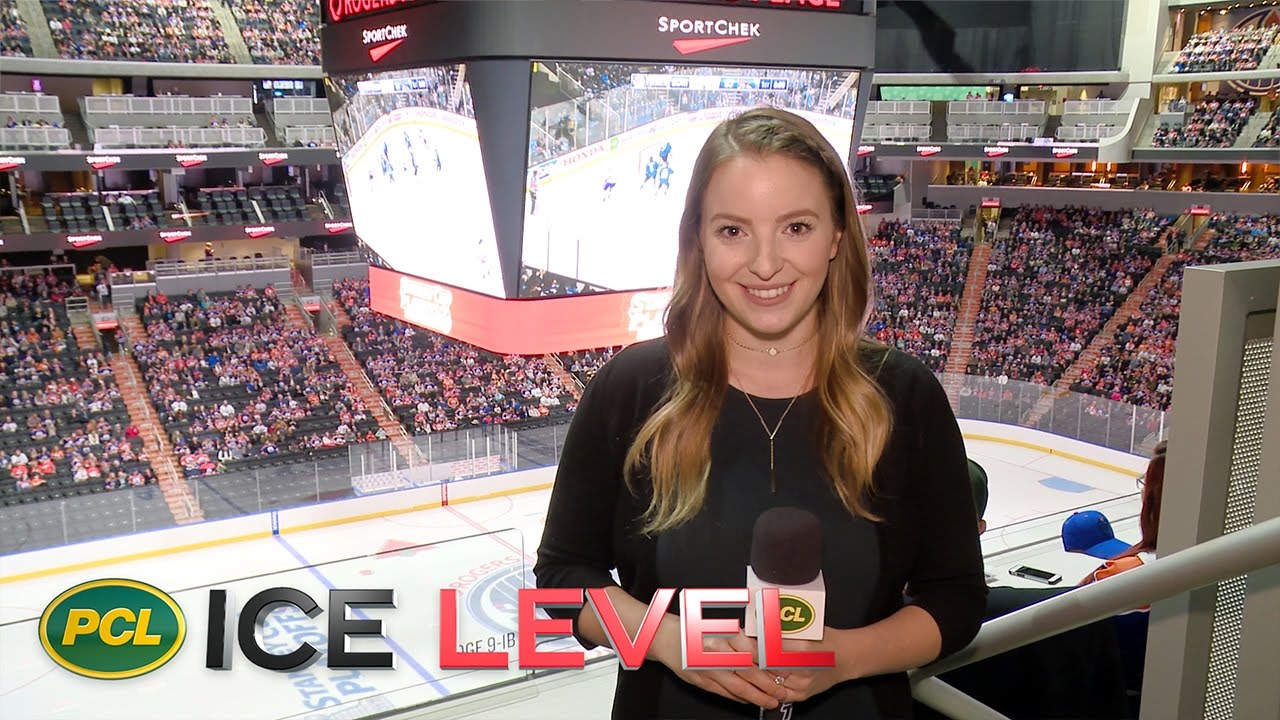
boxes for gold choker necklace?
[728,331,817,357]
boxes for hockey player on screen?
[380,141,395,183]
[602,173,617,201]
[658,141,673,164]
[641,157,660,189]
[528,171,539,215]
[657,162,674,195]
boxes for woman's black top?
[535,339,986,719]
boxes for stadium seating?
[270,98,335,147]
[969,206,1169,386]
[0,0,29,57]
[1172,26,1278,73]
[229,0,320,65]
[1151,95,1258,148]
[1056,100,1130,142]
[130,287,377,477]
[1076,214,1280,411]
[1,93,71,150]
[867,220,971,374]
[41,191,168,234]
[192,186,306,226]
[1254,110,1280,148]
[560,348,618,387]
[334,280,576,434]
[0,270,156,506]
[863,101,932,143]
[947,100,1048,143]
[42,0,233,63]
[79,95,265,149]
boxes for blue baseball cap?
[1062,510,1131,559]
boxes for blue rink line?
[273,535,451,697]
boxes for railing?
[0,127,71,149]
[283,125,335,147]
[81,95,252,117]
[308,250,365,267]
[866,100,931,115]
[91,127,266,149]
[948,124,1044,142]
[0,92,61,114]
[912,208,964,222]
[863,123,933,142]
[151,255,292,277]
[1055,124,1124,141]
[270,97,330,119]
[912,516,1280,719]
[942,373,1166,456]
[948,100,1048,117]
[1063,99,1129,115]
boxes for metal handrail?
[910,516,1280,717]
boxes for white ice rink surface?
[0,421,1149,720]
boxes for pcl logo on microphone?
[778,595,816,633]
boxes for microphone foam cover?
[750,506,823,586]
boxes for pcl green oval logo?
[39,579,186,679]
[778,595,816,634]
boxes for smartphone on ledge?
[1009,565,1063,585]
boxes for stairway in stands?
[942,241,993,406]
[1020,254,1179,428]
[320,336,419,464]
[544,354,584,402]
[110,313,202,523]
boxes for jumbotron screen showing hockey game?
[520,62,860,298]
[327,64,505,298]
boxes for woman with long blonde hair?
[536,108,985,719]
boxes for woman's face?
[699,153,841,345]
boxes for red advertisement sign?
[368,266,671,354]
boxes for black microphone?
[745,507,825,720]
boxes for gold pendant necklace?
[728,331,817,358]
[740,390,800,494]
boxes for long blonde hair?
[624,107,892,534]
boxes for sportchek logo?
[158,230,193,243]
[856,145,875,157]
[325,221,354,234]
[984,146,1010,157]
[86,156,122,170]
[915,145,943,157]
[175,154,208,168]
[363,23,408,62]
[258,152,289,166]
[244,226,276,238]
[1053,147,1079,158]
[856,203,874,214]
[0,156,26,171]
[658,16,760,55]
[66,234,104,248]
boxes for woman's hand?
[649,620,790,710]
[726,628,857,704]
